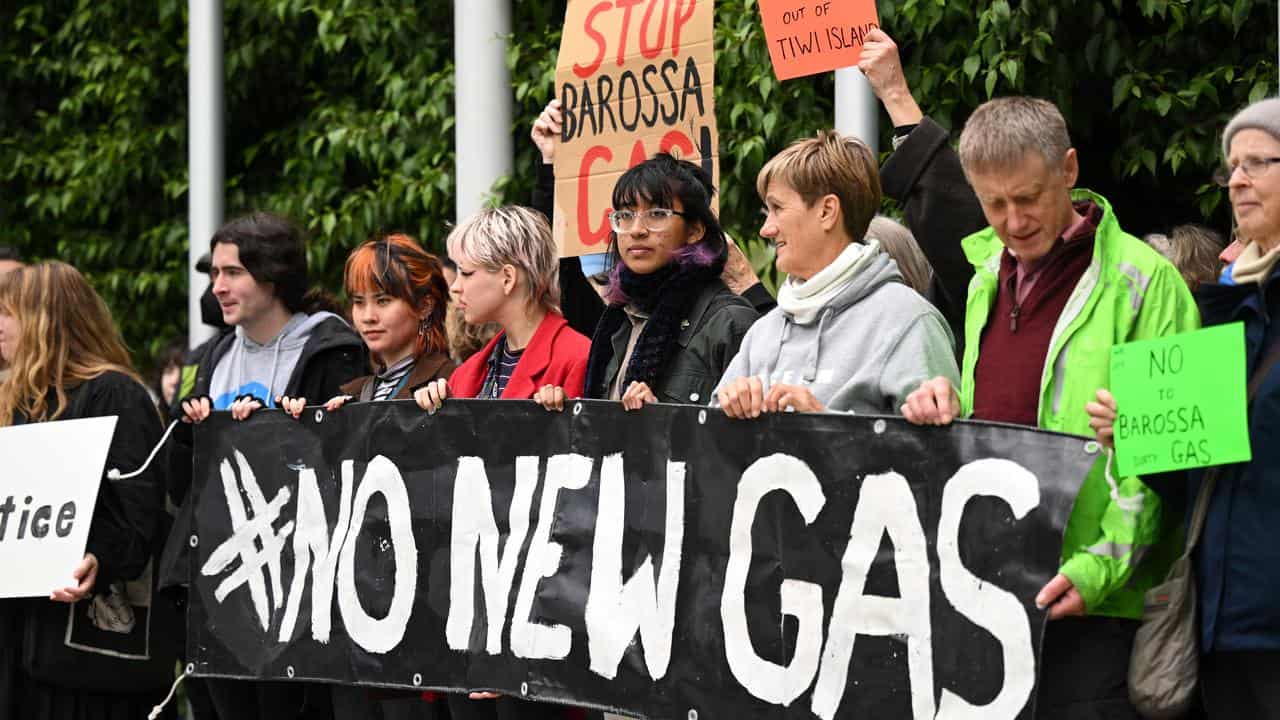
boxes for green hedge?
[1,0,1274,369]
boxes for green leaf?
[1155,94,1173,117]
[985,68,998,97]
[963,55,981,81]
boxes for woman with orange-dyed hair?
[278,233,454,415]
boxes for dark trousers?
[206,678,332,720]
[1201,650,1280,720]
[1035,616,1142,720]
[445,695,563,720]
[331,685,441,720]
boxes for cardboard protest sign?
[759,0,880,81]
[553,0,719,257]
[1110,323,1253,476]
[0,416,116,598]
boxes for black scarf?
[583,261,721,398]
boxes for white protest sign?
[0,416,116,598]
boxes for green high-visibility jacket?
[958,189,1201,619]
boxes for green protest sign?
[1110,323,1252,476]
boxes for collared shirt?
[370,356,415,402]
[607,305,650,401]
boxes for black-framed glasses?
[608,208,689,233]
[1213,157,1280,187]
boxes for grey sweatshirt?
[209,312,345,409]
[714,251,959,414]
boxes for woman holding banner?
[0,262,173,720]
[412,207,588,720]
[275,233,454,719]
[531,153,758,412]
[1088,98,1280,719]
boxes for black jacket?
[587,280,758,404]
[160,315,365,587]
[0,372,175,706]
[880,117,988,352]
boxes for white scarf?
[777,240,881,325]
[1231,240,1280,285]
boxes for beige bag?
[1127,470,1215,719]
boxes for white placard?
[0,416,117,598]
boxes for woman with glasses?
[532,153,758,412]
[1088,98,1280,720]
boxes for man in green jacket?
[865,55,1200,717]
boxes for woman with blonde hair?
[0,262,172,720]
[414,205,590,412]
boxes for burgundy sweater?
[971,202,1101,425]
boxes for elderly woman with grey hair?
[1091,97,1280,720]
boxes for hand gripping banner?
[186,400,1096,719]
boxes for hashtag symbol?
[201,450,296,631]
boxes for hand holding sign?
[758,0,880,81]
[1108,323,1253,476]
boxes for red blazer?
[449,312,590,399]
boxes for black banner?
[187,400,1094,719]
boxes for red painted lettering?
[614,0,646,66]
[578,146,615,247]
[639,0,671,59]
[573,2,613,79]
[672,0,696,57]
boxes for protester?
[443,257,502,365]
[1144,224,1229,292]
[867,215,933,298]
[0,262,175,720]
[413,206,587,720]
[865,47,1201,712]
[279,233,455,420]
[528,98,776,338]
[153,339,186,412]
[414,205,589,412]
[715,130,957,417]
[166,211,365,720]
[1088,98,1280,719]
[532,153,758,412]
[275,233,453,719]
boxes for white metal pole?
[188,0,224,349]
[834,67,879,155]
[454,0,514,221]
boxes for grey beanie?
[1223,97,1280,157]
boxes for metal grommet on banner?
[314,409,324,423]
[188,535,199,548]
[1084,440,1100,455]
[412,673,422,686]
[698,410,707,425]
[286,666,295,679]
[185,663,195,675]
[688,710,698,720]
[520,682,529,696]
[572,402,583,416]
[873,419,887,435]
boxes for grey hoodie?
[714,251,959,414]
[208,312,347,409]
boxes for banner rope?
[148,663,193,720]
[108,419,179,481]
